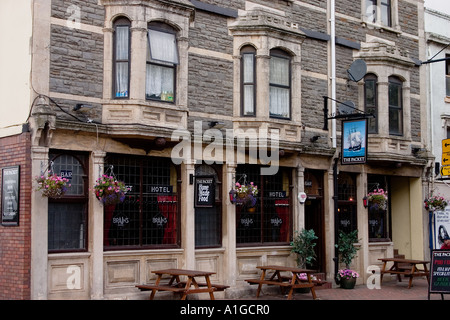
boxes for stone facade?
[0,0,432,300]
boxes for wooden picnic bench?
[136,268,229,300]
[379,258,430,289]
[245,265,318,300]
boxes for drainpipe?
[333,157,340,284]
[331,0,337,149]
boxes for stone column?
[89,151,106,299]
[30,146,49,300]
[224,162,237,287]
[356,168,369,284]
[296,165,305,231]
[181,161,196,269]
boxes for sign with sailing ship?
[341,119,367,165]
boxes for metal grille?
[104,155,179,248]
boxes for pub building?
[0,0,431,300]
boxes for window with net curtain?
[269,49,291,119]
[365,0,392,27]
[388,76,403,135]
[146,23,179,102]
[364,73,378,134]
[113,17,130,98]
[241,46,256,116]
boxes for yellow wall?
[391,177,424,259]
[0,0,33,137]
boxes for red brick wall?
[0,133,32,300]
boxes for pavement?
[236,277,444,300]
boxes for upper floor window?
[364,74,378,134]
[446,54,450,97]
[388,76,403,135]
[113,17,131,99]
[269,49,291,119]
[365,0,392,27]
[241,46,256,116]
[146,22,179,102]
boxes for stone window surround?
[361,0,401,34]
[101,3,192,113]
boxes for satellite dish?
[347,59,367,82]
[338,100,356,115]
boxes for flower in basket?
[233,182,258,207]
[337,269,359,280]
[424,194,448,212]
[35,173,71,198]
[93,175,129,206]
[367,188,388,210]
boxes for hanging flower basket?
[367,188,388,211]
[230,182,258,208]
[35,173,71,198]
[93,174,129,206]
[424,194,448,212]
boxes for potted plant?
[35,173,71,198]
[290,229,318,269]
[424,194,448,212]
[367,188,388,210]
[335,230,360,289]
[230,182,258,209]
[93,174,129,206]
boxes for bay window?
[241,46,256,116]
[269,49,291,119]
[113,17,130,98]
[146,23,178,102]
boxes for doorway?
[304,170,325,272]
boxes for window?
[146,23,178,102]
[104,155,180,249]
[269,49,291,119]
[113,18,130,98]
[365,0,391,27]
[364,74,378,134]
[241,46,256,116]
[337,173,357,234]
[236,165,292,245]
[195,165,222,248]
[388,76,403,135]
[48,153,88,252]
[446,54,450,97]
[368,175,391,241]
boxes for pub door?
[305,198,325,272]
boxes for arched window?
[146,22,178,102]
[113,17,131,98]
[269,49,291,119]
[364,73,378,134]
[241,45,256,116]
[48,153,88,252]
[388,76,403,135]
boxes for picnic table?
[136,268,228,300]
[379,258,430,289]
[245,265,320,300]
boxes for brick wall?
[0,133,32,300]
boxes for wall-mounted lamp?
[363,196,368,208]
[73,103,92,111]
[310,135,320,142]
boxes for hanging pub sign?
[1,166,20,226]
[341,119,368,165]
[194,176,215,208]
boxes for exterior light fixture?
[363,196,368,208]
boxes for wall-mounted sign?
[148,185,173,194]
[298,192,307,203]
[342,119,367,165]
[268,191,286,198]
[2,166,20,226]
[194,176,215,208]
